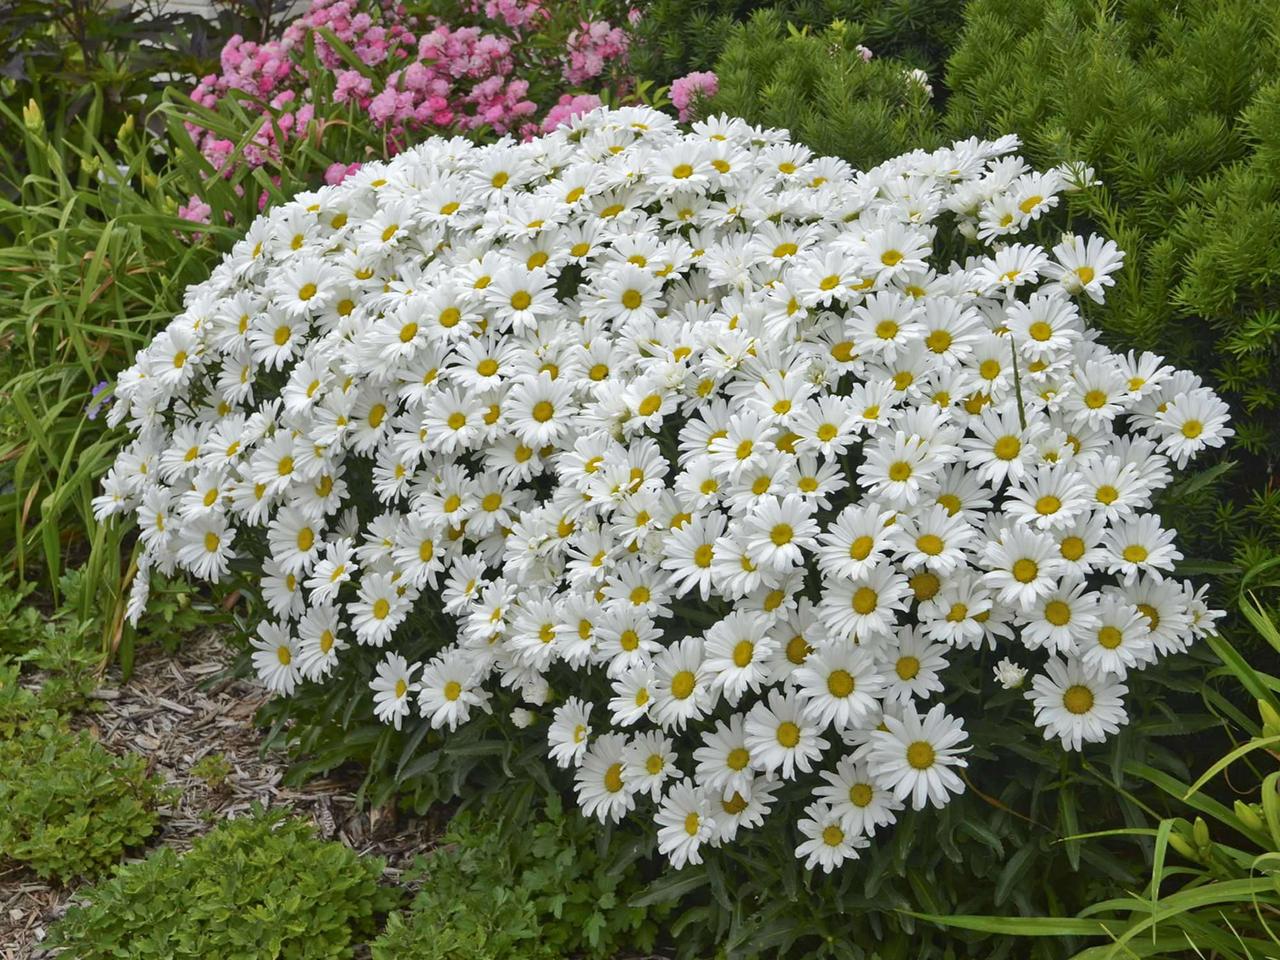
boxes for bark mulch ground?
[0,633,441,959]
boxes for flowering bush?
[97,106,1230,873]
[183,0,641,195]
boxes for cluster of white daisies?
[97,106,1230,873]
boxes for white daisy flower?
[250,621,302,696]
[795,800,870,872]
[743,689,829,779]
[1027,657,1128,750]
[654,779,716,869]
[369,653,417,731]
[866,701,969,810]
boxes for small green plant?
[190,752,233,789]
[372,788,670,960]
[49,806,400,959]
[0,716,164,881]
[0,658,51,737]
[0,572,41,656]
[0,566,115,710]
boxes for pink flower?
[563,19,629,85]
[177,194,212,225]
[670,70,718,122]
[324,161,362,185]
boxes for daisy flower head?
[743,689,830,780]
[417,651,490,731]
[369,653,417,731]
[866,701,968,810]
[795,800,870,872]
[792,645,884,730]
[575,732,636,824]
[251,621,302,696]
[655,779,716,869]
[814,756,903,837]
[1027,657,1129,750]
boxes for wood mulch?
[0,633,442,959]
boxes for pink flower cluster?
[362,24,538,135]
[186,0,635,182]
[670,70,718,122]
[563,19,630,85]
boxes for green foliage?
[190,752,233,789]
[0,96,230,632]
[0,0,284,183]
[0,567,112,716]
[631,0,963,86]
[0,658,52,737]
[943,0,1280,573]
[704,10,943,167]
[0,710,163,881]
[49,806,400,959]
[0,571,42,656]
[372,788,670,960]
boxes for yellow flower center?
[1122,544,1148,563]
[896,656,920,680]
[786,635,811,665]
[776,721,800,748]
[1044,600,1071,626]
[827,669,855,698]
[994,436,1021,460]
[906,741,935,770]
[852,587,878,615]
[1012,558,1039,583]
[916,534,944,556]
[1097,626,1123,650]
[1063,685,1094,715]
[670,670,696,700]
[1035,495,1061,515]
[604,762,624,793]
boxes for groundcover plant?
[96,106,1230,872]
